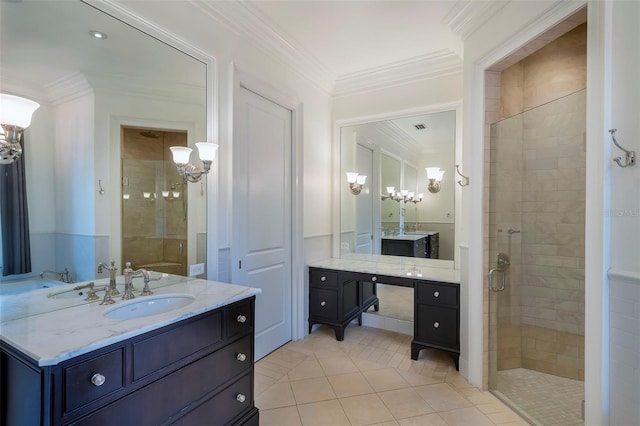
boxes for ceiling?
[245,0,462,78]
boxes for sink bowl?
[103,293,196,320]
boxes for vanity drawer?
[415,305,458,347]
[226,299,254,339]
[309,288,338,320]
[171,372,253,426]
[132,310,223,381]
[70,337,253,426]
[63,348,124,413]
[416,282,458,307]
[310,269,338,287]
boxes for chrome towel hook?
[610,129,636,168]
[455,165,469,187]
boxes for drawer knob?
[433,321,440,329]
[320,301,326,307]
[236,394,246,403]
[237,315,247,323]
[434,291,440,298]
[91,373,106,387]
[371,276,377,282]
[320,276,326,282]
[237,353,247,362]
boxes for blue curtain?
[0,134,31,276]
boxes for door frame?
[230,65,305,341]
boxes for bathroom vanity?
[0,277,260,426]
[381,232,439,259]
[308,256,459,369]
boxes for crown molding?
[443,0,510,41]
[192,0,336,95]
[43,72,94,106]
[333,50,462,98]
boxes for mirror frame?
[333,101,463,269]
[85,0,219,279]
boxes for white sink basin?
[103,293,196,320]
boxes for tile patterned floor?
[495,368,584,426]
[255,325,528,426]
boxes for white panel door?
[355,144,373,254]
[234,85,292,360]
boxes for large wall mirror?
[338,108,459,324]
[0,1,208,282]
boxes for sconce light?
[346,172,367,195]
[143,192,157,201]
[381,186,396,201]
[425,167,445,193]
[0,94,40,164]
[169,142,218,183]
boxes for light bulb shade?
[386,186,395,194]
[436,170,445,180]
[408,192,415,198]
[418,193,424,200]
[356,175,367,185]
[169,146,192,164]
[172,191,180,198]
[162,191,170,198]
[195,142,218,161]
[425,167,442,180]
[0,94,40,128]
[143,192,151,198]
[346,172,359,183]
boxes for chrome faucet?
[122,262,143,300]
[40,268,73,283]
[97,260,120,296]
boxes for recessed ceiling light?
[89,30,107,40]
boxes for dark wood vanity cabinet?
[412,280,459,369]
[308,267,460,370]
[381,233,440,259]
[0,297,259,426]
[308,268,379,341]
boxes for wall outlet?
[189,263,205,276]
[340,242,349,250]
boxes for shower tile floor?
[495,368,584,426]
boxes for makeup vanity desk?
[308,255,460,369]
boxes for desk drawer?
[416,282,458,307]
[415,305,458,347]
[309,288,338,320]
[63,348,124,413]
[310,269,338,288]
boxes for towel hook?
[98,180,105,195]
[610,129,635,168]
[455,165,469,187]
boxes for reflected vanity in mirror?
[0,1,208,283]
[338,109,458,325]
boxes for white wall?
[607,1,640,424]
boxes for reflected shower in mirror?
[0,1,207,282]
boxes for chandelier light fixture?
[0,94,41,164]
[169,142,218,183]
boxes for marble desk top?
[0,278,260,366]
[381,234,428,241]
[308,254,460,284]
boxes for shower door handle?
[488,268,506,292]
[488,252,510,292]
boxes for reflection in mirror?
[0,1,207,286]
[340,111,456,323]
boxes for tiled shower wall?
[121,128,188,275]
[486,19,587,384]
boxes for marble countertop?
[0,278,260,366]
[308,255,460,284]
[381,234,428,241]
